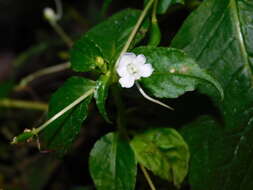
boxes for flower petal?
[118,53,136,68]
[116,63,128,77]
[135,54,146,65]
[119,76,135,88]
[139,63,154,78]
[116,53,136,77]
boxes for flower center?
[127,63,138,75]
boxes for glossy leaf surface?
[89,132,137,190]
[172,0,253,189]
[94,73,111,123]
[70,37,104,72]
[85,9,148,63]
[172,0,253,129]
[42,77,95,155]
[71,9,149,72]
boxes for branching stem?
[54,0,63,20]
[0,98,48,111]
[15,62,70,90]
[45,0,73,47]
[49,21,73,48]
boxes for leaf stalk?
[34,88,95,134]
[140,164,157,190]
[118,0,155,57]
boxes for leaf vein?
[230,0,253,74]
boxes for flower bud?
[43,7,57,22]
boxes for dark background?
[0,0,209,189]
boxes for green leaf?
[130,128,190,188]
[78,9,148,63]
[41,76,95,155]
[86,9,149,63]
[171,0,253,189]
[70,37,105,72]
[180,117,222,190]
[144,0,185,14]
[89,132,137,190]
[133,47,223,99]
[157,0,184,14]
[148,21,161,47]
[171,0,253,130]
[71,9,149,72]
[181,116,253,190]
[94,72,111,123]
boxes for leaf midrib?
[230,0,253,75]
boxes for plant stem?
[112,85,128,137]
[54,0,63,20]
[47,0,73,47]
[49,21,73,48]
[112,87,157,189]
[34,88,94,134]
[118,0,154,57]
[0,99,48,111]
[140,164,157,190]
[151,0,158,23]
[148,0,161,47]
[15,62,70,90]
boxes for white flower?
[116,53,154,88]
